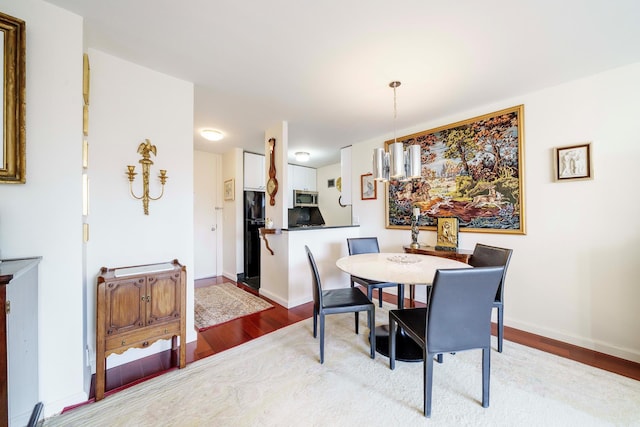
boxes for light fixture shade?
[373,148,389,181]
[201,129,224,141]
[406,144,421,179]
[389,142,405,180]
[295,152,310,162]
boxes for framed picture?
[361,173,376,200]
[385,105,525,235]
[435,217,459,251]
[554,143,592,181]
[0,12,26,184]
[224,179,234,201]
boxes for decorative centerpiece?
[410,206,420,249]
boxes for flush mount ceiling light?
[200,129,224,141]
[295,152,310,162]
[373,81,421,181]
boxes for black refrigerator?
[243,190,265,289]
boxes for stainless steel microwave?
[294,190,318,207]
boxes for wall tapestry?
[385,104,525,234]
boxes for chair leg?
[397,284,404,309]
[354,311,359,334]
[313,307,318,338]
[389,317,396,370]
[368,307,375,359]
[378,288,383,307]
[425,351,434,417]
[319,314,325,364]
[497,305,504,353]
[482,347,490,408]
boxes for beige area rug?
[44,304,640,427]
[194,283,273,331]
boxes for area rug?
[194,283,273,331]
[44,303,640,426]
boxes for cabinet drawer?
[105,321,180,352]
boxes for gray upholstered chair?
[468,243,513,352]
[347,237,404,308]
[305,245,375,364]
[389,266,504,417]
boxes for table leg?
[373,325,422,362]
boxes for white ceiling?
[45,0,640,168]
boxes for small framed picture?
[224,179,235,201]
[435,217,459,251]
[554,143,592,181]
[361,173,376,200]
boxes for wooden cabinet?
[96,260,186,401]
[0,257,41,427]
[403,245,473,263]
[244,152,265,191]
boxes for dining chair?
[305,245,375,364]
[388,266,504,417]
[468,243,513,352]
[347,237,405,308]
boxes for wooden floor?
[87,275,640,402]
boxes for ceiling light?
[373,81,421,181]
[295,152,310,162]
[201,129,224,141]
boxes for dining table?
[336,252,471,362]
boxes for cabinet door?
[292,165,317,191]
[146,270,181,325]
[104,277,146,335]
[244,152,265,191]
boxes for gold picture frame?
[0,12,26,184]
[435,217,459,251]
[224,178,235,201]
[361,173,376,200]
[554,143,592,181]
[384,105,525,234]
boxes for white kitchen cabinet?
[340,146,352,205]
[287,165,317,209]
[244,152,265,191]
[293,165,317,191]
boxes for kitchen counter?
[285,225,359,231]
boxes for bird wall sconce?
[126,139,168,215]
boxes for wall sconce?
[126,139,168,215]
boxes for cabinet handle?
[142,341,149,347]
[121,340,126,346]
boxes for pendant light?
[373,81,421,181]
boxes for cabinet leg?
[95,355,105,401]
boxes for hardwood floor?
[85,275,639,404]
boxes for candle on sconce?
[413,207,420,218]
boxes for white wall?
[350,62,640,363]
[317,163,351,226]
[221,148,243,280]
[85,48,195,376]
[0,0,86,414]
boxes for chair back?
[426,266,504,354]
[305,245,323,311]
[347,237,380,255]
[468,244,513,303]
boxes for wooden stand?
[95,260,186,401]
[402,245,473,304]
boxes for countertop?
[284,224,360,231]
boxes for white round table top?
[336,253,471,284]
